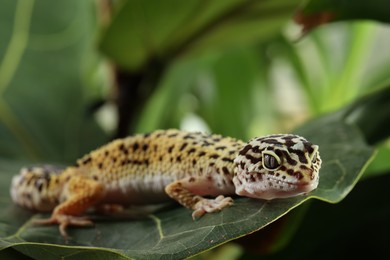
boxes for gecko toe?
[192,196,234,219]
[33,214,94,237]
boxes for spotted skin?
[233,134,321,199]
[10,129,321,237]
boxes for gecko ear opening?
[262,151,281,170]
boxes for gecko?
[10,129,321,237]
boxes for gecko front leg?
[33,175,105,237]
[165,176,234,219]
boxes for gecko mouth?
[258,172,317,187]
[251,172,317,193]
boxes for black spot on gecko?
[300,165,309,170]
[222,166,230,175]
[118,143,125,151]
[98,162,103,169]
[92,175,99,181]
[81,156,92,165]
[168,133,178,138]
[159,155,163,161]
[176,156,181,162]
[245,154,261,164]
[179,143,188,151]
[184,134,195,140]
[295,150,308,163]
[287,169,294,175]
[281,150,297,166]
[142,144,148,151]
[144,159,149,166]
[275,149,283,157]
[240,161,245,170]
[133,143,139,151]
[261,138,283,145]
[222,157,234,163]
[209,154,219,159]
[215,146,226,150]
[306,144,314,154]
[198,151,206,157]
[134,160,143,165]
[251,146,261,153]
[201,141,212,147]
[209,162,215,167]
[168,145,174,153]
[187,148,196,154]
[239,144,252,155]
[189,177,195,182]
[192,159,197,166]
[143,132,151,138]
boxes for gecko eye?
[262,151,281,170]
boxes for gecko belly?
[101,174,176,205]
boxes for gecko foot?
[192,195,234,219]
[33,214,93,237]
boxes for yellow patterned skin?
[10,129,321,237]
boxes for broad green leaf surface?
[0,0,107,163]
[0,114,374,259]
[99,0,300,70]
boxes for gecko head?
[233,134,321,200]
[10,165,64,211]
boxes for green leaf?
[342,85,390,145]
[260,171,390,258]
[0,113,374,259]
[99,0,300,70]
[0,0,107,162]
